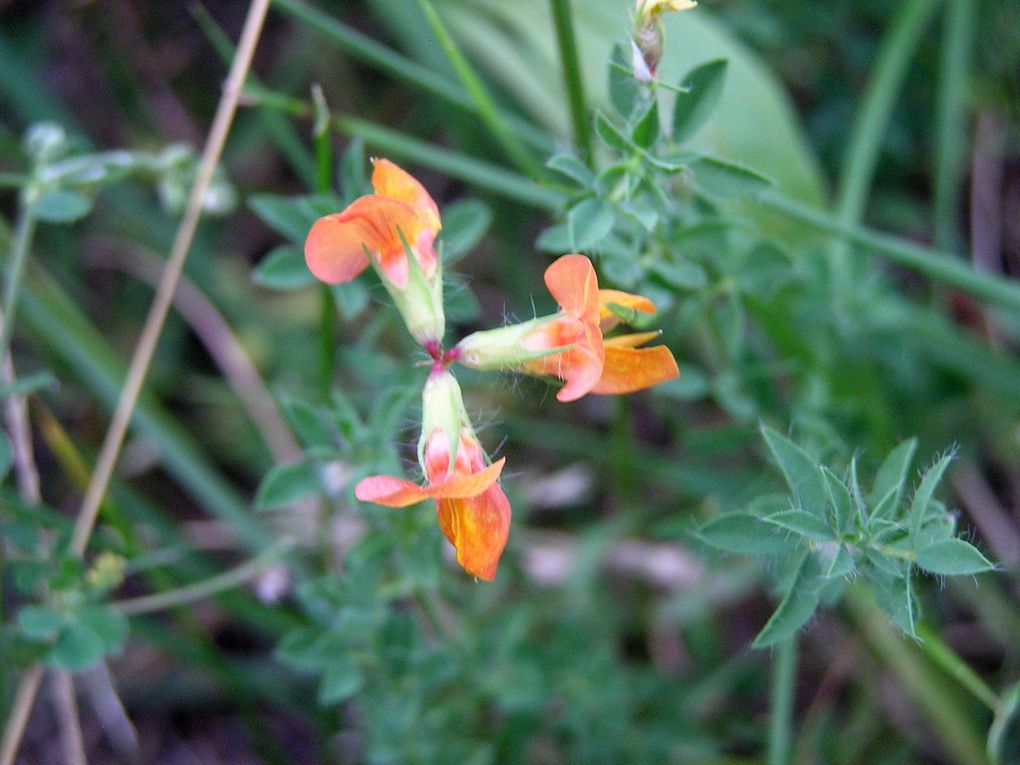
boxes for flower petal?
[591,345,679,395]
[304,212,371,284]
[603,330,662,349]
[355,474,431,507]
[544,254,600,325]
[437,482,511,581]
[598,289,656,330]
[427,457,506,499]
[371,158,441,232]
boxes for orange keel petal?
[592,345,679,395]
[437,483,511,580]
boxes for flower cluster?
[305,159,678,580]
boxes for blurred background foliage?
[1,0,1019,763]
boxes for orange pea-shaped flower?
[354,370,511,580]
[304,158,446,344]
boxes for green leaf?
[440,199,492,264]
[672,59,728,143]
[594,112,631,152]
[567,198,615,251]
[888,575,917,637]
[753,554,819,648]
[649,256,707,289]
[608,43,638,118]
[698,512,790,555]
[331,280,370,321]
[823,544,854,579]
[33,189,93,223]
[764,510,833,542]
[691,156,773,198]
[248,193,341,245]
[339,138,369,202]
[821,466,853,535]
[631,99,660,149]
[252,245,316,290]
[17,605,64,640]
[50,622,105,672]
[76,606,129,653]
[760,426,827,516]
[546,153,594,187]
[256,461,321,510]
[280,398,333,450]
[536,223,571,253]
[870,437,917,512]
[916,539,994,576]
[909,452,954,538]
[318,657,364,705]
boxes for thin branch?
[0,666,44,765]
[52,671,88,765]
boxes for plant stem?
[549,0,592,165]
[70,0,271,557]
[932,0,974,252]
[915,623,997,710]
[768,636,798,765]
[52,671,87,765]
[112,538,295,615]
[0,201,37,372]
[761,190,1020,316]
[829,0,940,294]
[416,0,544,179]
[0,666,43,765]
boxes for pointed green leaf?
[76,605,129,653]
[698,512,790,555]
[34,189,92,223]
[50,622,105,672]
[753,555,818,648]
[594,112,631,152]
[608,43,639,117]
[760,426,827,516]
[649,257,707,290]
[916,539,994,576]
[256,461,321,510]
[440,199,492,264]
[888,574,917,637]
[823,544,854,579]
[909,452,954,538]
[691,156,773,198]
[252,245,316,290]
[339,138,369,203]
[870,438,917,511]
[849,456,868,527]
[567,198,615,251]
[631,99,660,149]
[821,466,853,534]
[764,510,833,541]
[546,153,595,187]
[318,657,364,705]
[672,59,728,143]
[248,194,342,245]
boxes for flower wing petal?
[592,345,679,395]
[371,158,441,232]
[355,475,430,507]
[304,211,372,284]
[544,254,600,325]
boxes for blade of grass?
[762,190,1020,316]
[829,0,940,295]
[415,0,544,178]
[270,0,553,152]
[932,0,974,252]
[549,0,592,164]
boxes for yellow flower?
[636,0,697,28]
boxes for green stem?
[549,0,592,165]
[0,200,37,369]
[271,0,552,152]
[932,0,974,252]
[416,0,544,179]
[915,623,998,710]
[761,191,1020,316]
[113,537,296,615]
[768,636,798,765]
[829,0,940,293]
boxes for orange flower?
[460,254,678,401]
[354,370,511,580]
[305,158,440,288]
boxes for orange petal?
[371,158,441,232]
[603,330,662,349]
[591,345,679,395]
[304,212,371,284]
[427,457,506,499]
[437,482,511,580]
[555,322,605,402]
[544,254,600,325]
[355,475,430,507]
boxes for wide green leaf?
[916,539,994,576]
[256,461,321,510]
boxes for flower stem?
[767,636,798,765]
[0,201,37,374]
[549,0,592,165]
[915,623,998,711]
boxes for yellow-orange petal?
[371,158,441,232]
[591,345,679,395]
[603,330,662,349]
[355,475,430,507]
[427,457,506,499]
[436,482,511,581]
[544,254,600,325]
